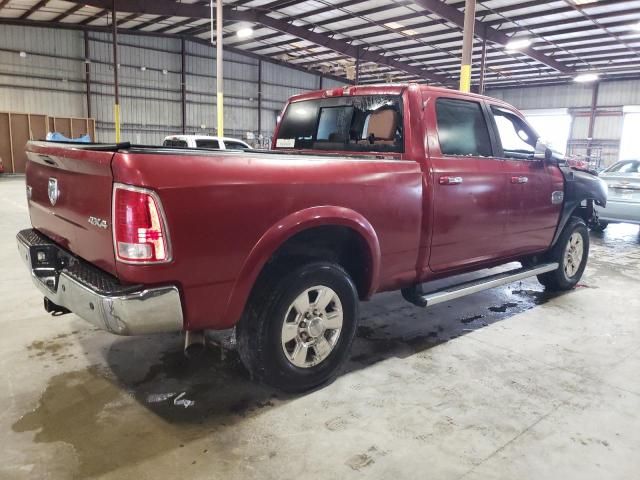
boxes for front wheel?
[237,261,359,392]
[538,216,589,291]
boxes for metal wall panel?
[487,83,594,109]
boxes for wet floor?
[1,176,640,479]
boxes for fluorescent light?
[385,22,404,29]
[19,51,27,58]
[633,21,640,31]
[402,29,418,36]
[572,0,598,5]
[236,27,253,39]
[505,38,531,51]
[574,72,599,82]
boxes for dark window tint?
[491,106,537,159]
[435,98,492,157]
[195,139,220,149]
[224,141,248,150]
[275,95,403,153]
[163,139,188,147]
[604,160,640,173]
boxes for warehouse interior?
[1,1,640,479]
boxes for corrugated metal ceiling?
[0,0,639,88]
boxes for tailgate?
[25,141,118,276]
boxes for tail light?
[112,184,172,263]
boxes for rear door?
[25,142,117,275]
[488,105,563,254]
[425,95,510,273]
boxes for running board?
[402,263,559,308]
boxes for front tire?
[237,261,358,393]
[538,216,589,291]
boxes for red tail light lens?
[113,184,171,263]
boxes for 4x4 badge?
[48,178,59,206]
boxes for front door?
[425,96,510,273]
[488,105,563,255]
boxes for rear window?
[163,139,188,148]
[195,139,220,149]
[604,160,640,173]
[275,95,403,153]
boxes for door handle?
[439,176,463,185]
[511,176,529,184]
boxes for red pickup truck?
[17,84,606,392]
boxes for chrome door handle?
[439,176,463,185]
[511,176,529,184]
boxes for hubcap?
[563,232,584,278]
[281,285,343,368]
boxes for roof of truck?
[287,83,511,107]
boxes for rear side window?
[275,95,403,153]
[224,141,248,150]
[163,139,187,147]
[435,98,492,157]
[195,139,220,149]
[491,106,537,159]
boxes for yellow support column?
[459,0,476,93]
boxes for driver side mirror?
[533,139,554,164]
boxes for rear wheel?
[237,261,358,392]
[538,216,589,291]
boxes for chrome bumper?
[17,229,184,335]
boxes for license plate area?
[29,243,79,291]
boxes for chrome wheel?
[281,285,343,368]
[563,232,584,278]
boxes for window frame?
[486,103,540,162]
[433,96,497,159]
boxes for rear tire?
[538,216,589,291]
[237,261,358,393]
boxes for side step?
[402,262,559,307]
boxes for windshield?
[275,95,404,153]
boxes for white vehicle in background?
[591,159,640,231]
[162,135,252,150]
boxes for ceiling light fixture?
[633,21,640,31]
[237,27,254,39]
[384,22,404,29]
[505,38,532,51]
[19,51,27,58]
[402,29,418,36]
[574,72,599,82]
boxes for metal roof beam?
[412,0,572,73]
[65,0,453,84]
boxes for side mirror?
[533,140,555,164]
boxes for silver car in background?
[591,160,640,231]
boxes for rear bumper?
[17,229,184,335]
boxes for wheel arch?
[221,206,381,328]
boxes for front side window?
[275,95,403,153]
[224,141,248,150]
[195,139,220,149]
[435,98,492,157]
[491,106,537,159]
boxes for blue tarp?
[46,132,91,143]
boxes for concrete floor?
[1,174,639,480]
